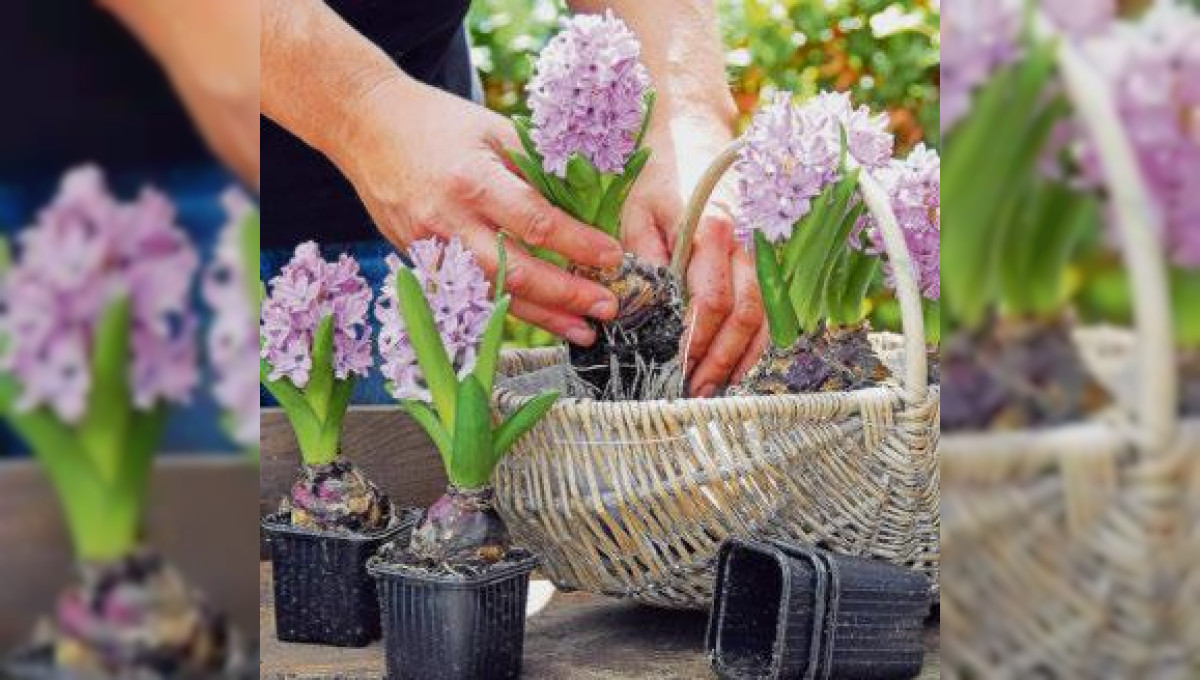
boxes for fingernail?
[566,325,596,346]
[697,383,717,399]
[589,297,618,320]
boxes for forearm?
[261,0,414,160]
[568,0,736,129]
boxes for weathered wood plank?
[259,563,941,679]
[260,407,447,520]
[0,458,259,649]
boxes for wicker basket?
[940,23,1198,677]
[491,144,939,609]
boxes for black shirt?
[0,1,209,180]
[261,0,475,249]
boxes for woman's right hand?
[331,76,624,347]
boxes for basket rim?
[494,340,935,419]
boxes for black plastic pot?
[368,550,539,680]
[262,508,420,647]
[707,538,931,680]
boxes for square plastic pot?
[706,538,931,680]
[368,552,539,680]
[262,508,420,647]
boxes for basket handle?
[1042,14,1178,451]
[670,140,930,403]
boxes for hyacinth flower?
[730,91,935,396]
[376,236,558,564]
[0,167,239,676]
[259,242,391,533]
[509,10,684,399]
[204,188,261,460]
[935,1,1194,431]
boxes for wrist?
[324,67,424,175]
[650,92,737,141]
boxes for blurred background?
[0,0,258,656]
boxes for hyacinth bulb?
[409,487,509,564]
[0,166,199,424]
[50,550,241,677]
[287,460,391,534]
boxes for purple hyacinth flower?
[0,166,199,423]
[260,242,374,389]
[853,143,941,300]
[734,91,894,246]
[375,237,493,402]
[527,10,651,178]
[203,188,260,447]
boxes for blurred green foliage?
[469,0,942,347]
[470,0,940,144]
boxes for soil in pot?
[569,255,686,400]
[369,541,538,680]
[4,549,253,680]
[730,322,893,397]
[263,506,418,647]
[940,317,1112,432]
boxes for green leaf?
[474,295,512,395]
[402,399,453,470]
[755,232,799,348]
[305,315,336,420]
[1172,268,1200,349]
[261,357,324,462]
[494,233,509,300]
[448,375,494,489]
[494,391,559,459]
[0,235,11,274]
[507,150,555,202]
[838,250,879,326]
[396,266,459,431]
[239,210,261,309]
[512,115,541,162]
[635,89,657,148]
[592,147,651,236]
[78,297,133,483]
[786,170,860,331]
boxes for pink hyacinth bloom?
[527,10,651,177]
[1077,3,1200,267]
[260,242,373,388]
[203,188,260,447]
[941,0,1116,134]
[854,144,941,301]
[375,237,493,402]
[735,91,894,245]
[0,166,199,423]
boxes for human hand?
[622,114,767,396]
[99,0,260,189]
[333,78,625,346]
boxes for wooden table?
[0,458,259,650]
[260,562,940,679]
